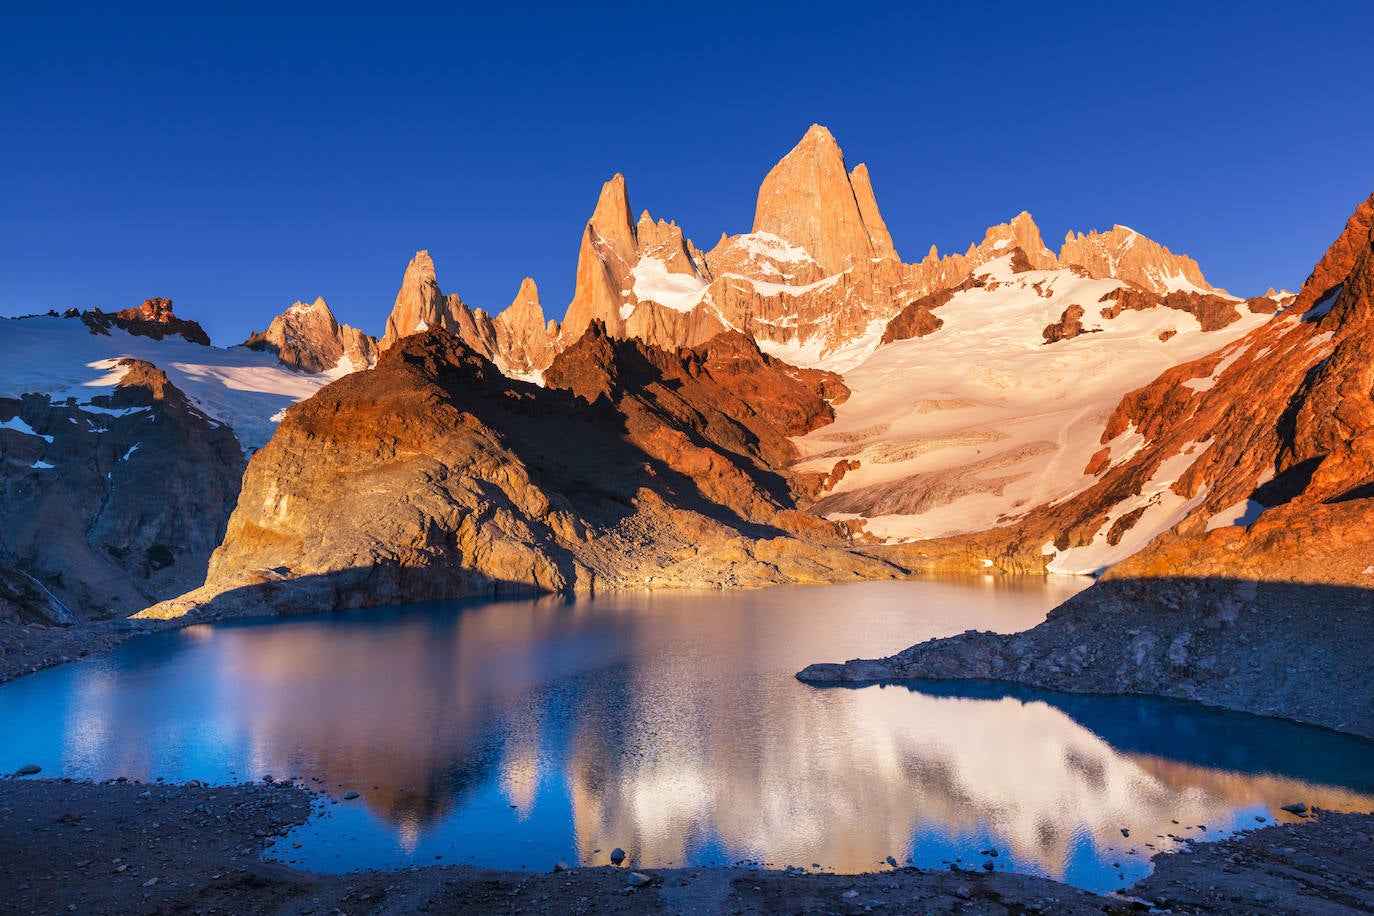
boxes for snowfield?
[794,255,1274,550]
[0,316,355,449]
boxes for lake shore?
[799,577,1374,741]
[2,776,1372,914]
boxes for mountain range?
[1,126,1367,669]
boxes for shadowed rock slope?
[802,194,1374,738]
[0,360,246,622]
[141,326,903,620]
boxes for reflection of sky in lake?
[3,577,1373,895]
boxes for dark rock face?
[141,327,899,621]
[0,360,246,620]
[1098,287,1242,332]
[82,299,212,345]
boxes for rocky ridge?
[375,125,1230,381]
[138,326,902,621]
[81,297,212,345]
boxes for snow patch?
[0,316,346,449]
[1183,344,1247,393]
[629,257,709,313]
[734,231,815,265]
[1048,443,1212,575]
[0,415,54,443]
[1205,498,1265,531]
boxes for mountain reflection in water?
[2,578,1372,894]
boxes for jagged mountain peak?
[587,173,637,261]
[1058,225,1214,296]
[752,124,887,274]
[976,211,1057,269]
[246,293,376,374]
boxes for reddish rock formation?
[1041,304,1090,343]
[879,288,952,344]
[141,328,899,620]
[83,299,211,345]
[1098,286,1243,332]
[1060,226,1213,296]
[752,124,896,275]
[244,297,376,373]
[491,278,557,376]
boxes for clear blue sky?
[3,2,1372,345]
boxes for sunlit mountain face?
[2,580,1371,895]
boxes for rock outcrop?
[491,278,558,376]
[82,298,211,345]
[244,297,376,372]
[140,328,901,621]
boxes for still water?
[3,578,1374,895]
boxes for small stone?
[1120,828,1130,837]
[885,855,897,867]
[955,886,971,900]
[15,765,41,776]
[342,790,360,800]
[610,847,626,865]
[627,872,652,887]
[552,861,569,873]
[982,860,995,871]
[841,890,860,899]
[1280,803,1307,815]
[142,877,158,887]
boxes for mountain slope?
[139,327,902,620]
[800,193,1374,738]
[794,253,1275,543]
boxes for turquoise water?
[3,577,1373,895]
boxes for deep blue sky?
[3,2,1372,345]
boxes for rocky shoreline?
[799,576,1374,741]
[2,776,1372,914]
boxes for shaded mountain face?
[0,359,245,619]
[139,326,900,621]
